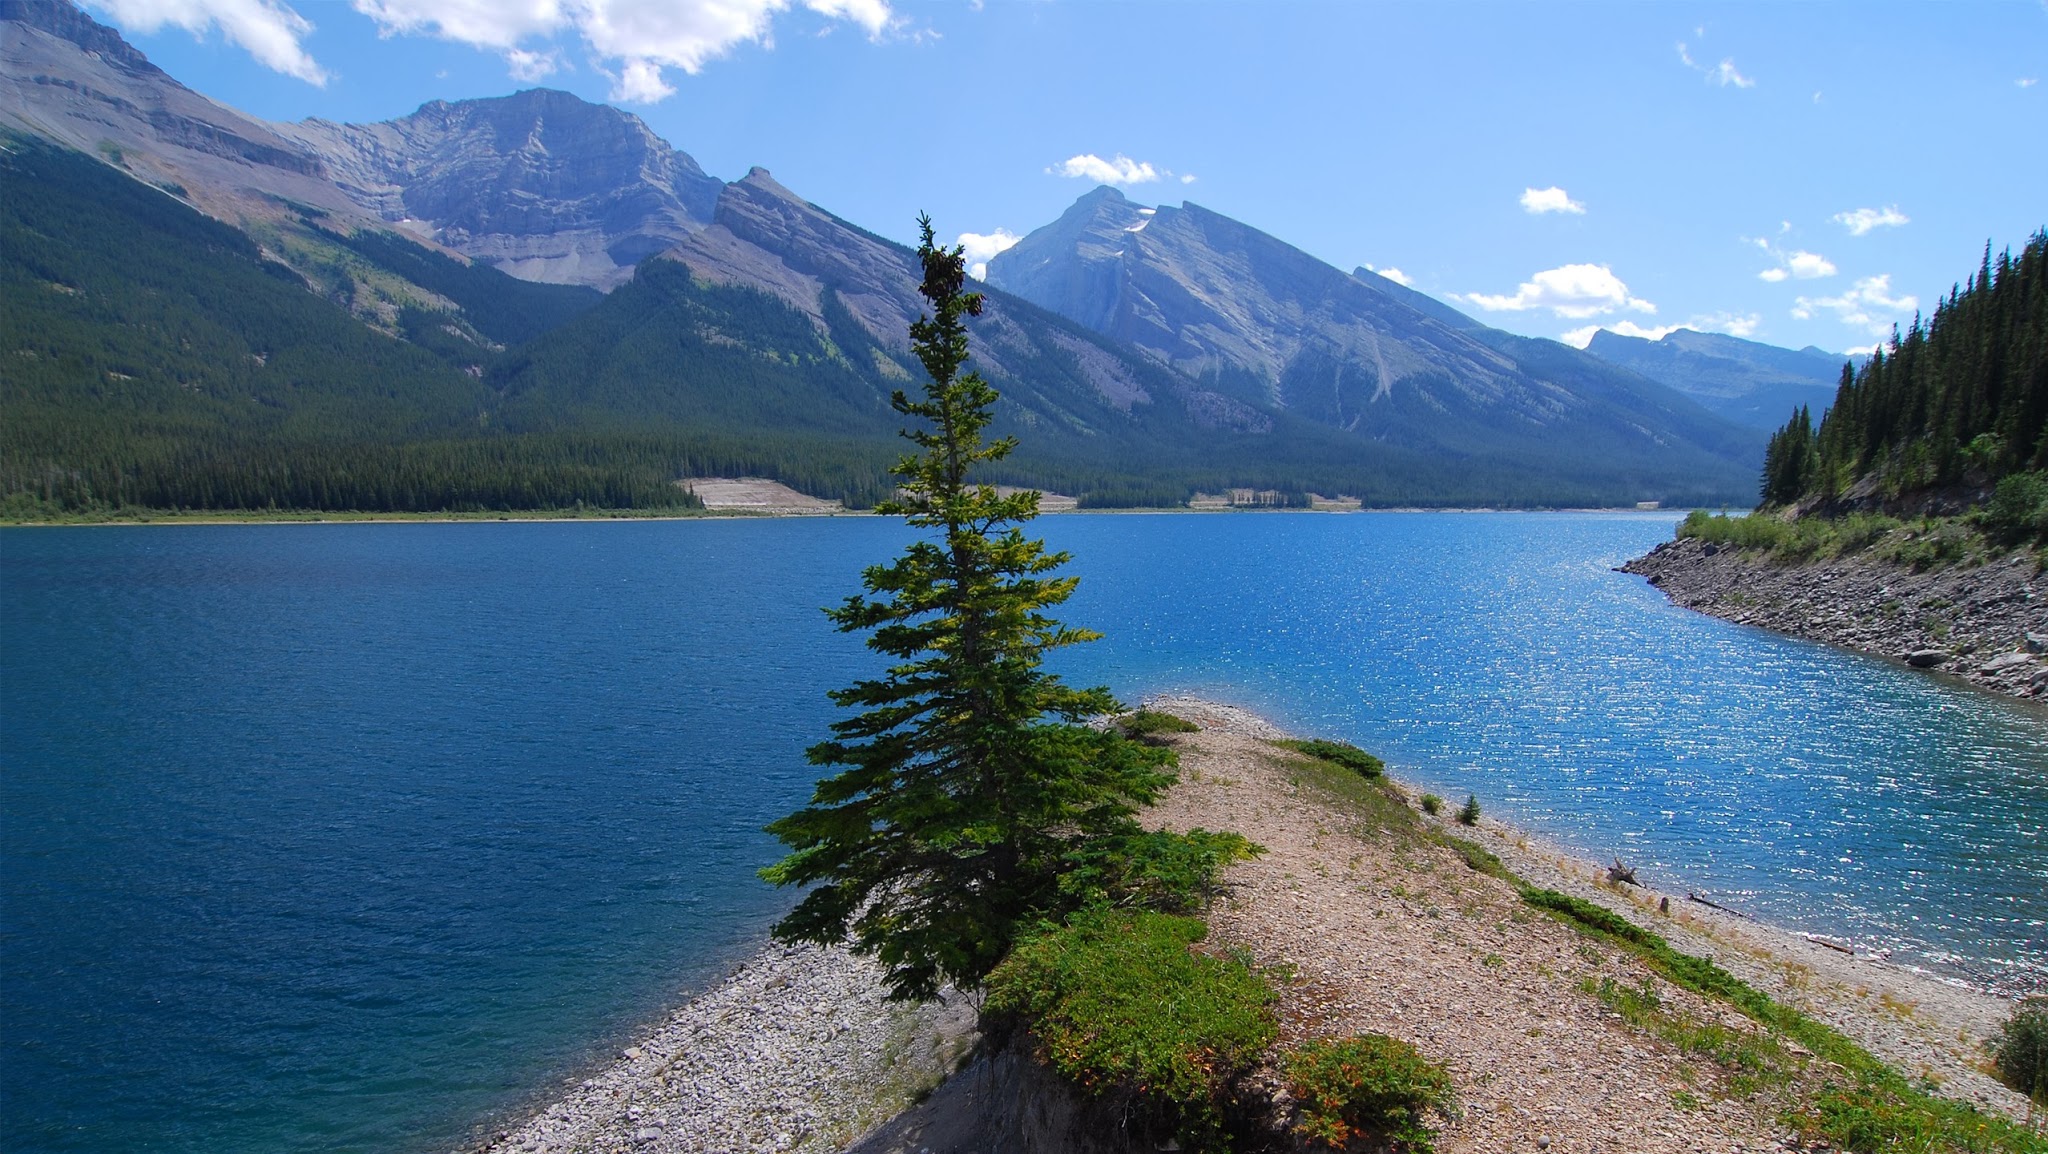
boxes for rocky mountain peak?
[2,0,162,77]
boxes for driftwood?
[1802,934,1856,956]
[1606,858,1638,885]
[1686,892,1753,919]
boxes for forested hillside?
[1761,232,2047,513]
[0,137,696,514]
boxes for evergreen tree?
[760,217,1176,1001]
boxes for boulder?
[1905,649,1949,668]
[2027,631,2048,654]
[1979,651,2034,674]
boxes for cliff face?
[280,89,724,289]
[1622,537,2048,700]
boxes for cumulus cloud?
[1832,206,1909,236]
[91,0,330,84]
[1364,264,1413,287]
[1793,274,1918,337]
[1559,321,1683,348]
[1520,186,1585,215]
[956,228,1020,280]
[1677,41,1754,88]
[350,0,895,98]
[1458,264,1656,320]
[1695,311,1761,338]
[1559,311,1763,349]
[1049,154,1165,185]
[1746,234,1836,282]
[505,47,560,81]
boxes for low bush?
[983,908,1278,1148]
[1285,1033,1455,1153]
[1419,793,1443,816]
[1278,738,1386,779]
[1991,996,2048,1105]
[1120,709,1201,744]
[1985,472,2048,541]
[1059,828,1264,915]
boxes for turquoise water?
[3,514,2043,1153]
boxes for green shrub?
[1986,472,2048,541]
[984,908,1278,1146]
[1992,997,2048,1104]
[1456,795,1481,826]
[1278,739,1386,779]
[1419,793,1443,816]
[1286,1034,1454,1152]
[1059,828,1265,915]
[1433,832,1513,882]
[1120,709,1201,744]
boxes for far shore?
[0,503,1700,528]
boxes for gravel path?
[1143,697,2038,1151]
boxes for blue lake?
[3,514,2044,1153]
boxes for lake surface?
[3,514,2043,1153]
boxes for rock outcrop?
[280,90,723,289]
[1623,535,2048,700]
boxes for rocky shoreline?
[464,697,2041,1153]
[1622,535,2048,702]
[460,944,975,1154]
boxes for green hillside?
[0,136,694,514]
[1761,231,2047,515]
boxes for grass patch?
[1524,887,2040,1152]
[1275,738,1386,779]
[1276,746,1421,844]
[984,907,1279,1149]
[1120,709,1201,745]
[1676,509,1998,572]
[1285,1033,1455,1153]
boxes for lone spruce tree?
[761,217,1175,1001]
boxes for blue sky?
[88,0,2046,355]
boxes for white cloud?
[1520,186,1585,215]
[1049,153,1164,185]
[91,0,329,84]
[2020,78,2039,88]
[956,228,1020,281]
[1843,343,1881,357]
[1677,40,1754,88]
[1831,206,1909,236]
[1559,320,1684,348]
[1746,234,1836,282]
[348,0,896,100]
[1364,264,1413,287]
[1179,173,1197,184]
[505,47,559,81]
[1793,274,1919,337]
[1710,58,1754,88]
[1695,311,1761,338]
[1561,310,1762,349]
[1458,264,1655,320]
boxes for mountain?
[279,91,723,289]
[1,2,1764,512]
[985,187,1759,487]
[1582,328,1853,432]
[0,0,360,225]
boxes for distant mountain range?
[1581,329,1853,432]
[2,0,1783,511]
